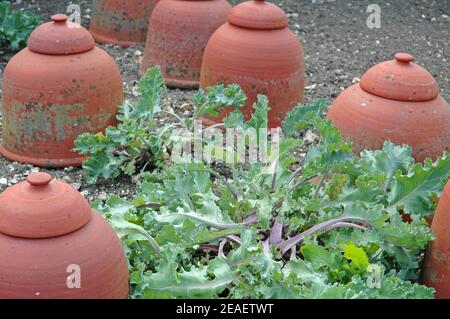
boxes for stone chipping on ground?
[0,0,448,200]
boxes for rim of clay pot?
[138,68,200,89]
[0,172,92,239]
[0,145,85,168]
[28,14,96,55]
[360,53,439,102]
[228,0,288,30]
[89,29,142,48]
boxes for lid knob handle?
[395,53,414,64]
[51,14,68,24]
[27,172,53,187]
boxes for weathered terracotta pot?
[89,0,159,47]
[139,0,231,89]
[200,0,305,128]
[327,53,450,162]
[0,14,123,167]
[0,172,129,299]
[421,179,450,298]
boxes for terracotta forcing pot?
[0,14,123,167]
[0,172,129,299]
[327,53,450,162]
[139,0,231,89]
[200,0,305,128]
[89,0,159,47]
[421,179,450,298]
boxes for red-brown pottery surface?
[200,0,305,128]
[421,179,450,299]
[140,0,231,89]
[327,53,450,162]
[89,0,160,47]
[0,15,123,167]
[0,173,129,299]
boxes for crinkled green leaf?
[343,242,370,271]
[282,99,329,137]
[360,141,414,186]
[387,154,450,219]
[193,84,246,118]
[0,2,41,51]
[142,246,233,298]
[246,95,269,131]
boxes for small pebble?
[98,192,108,201]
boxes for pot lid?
[228,0,288,30]
[0,172,92,239]
[360,53,439,101]
[28,14,96,55]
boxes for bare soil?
[0,0,448,201]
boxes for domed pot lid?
[228,0,288,30]
[0,172,92,239]
[28,14,96,55]
[360,53,439,102]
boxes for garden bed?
[0,0,449,300]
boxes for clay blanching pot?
[140,0,231,89]
[200,0,305,128]
[421,179,450,298]
[0,172,129,299]
[0,14,123,167]
[327,53,450,162]
[89,0,160,47]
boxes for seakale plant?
[75,66,248,184]
[90,84,450,298]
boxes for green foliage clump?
[0,1,41,51]
[81,68,450,299]
[75,66,248,184]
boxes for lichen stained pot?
[0,172,129,299]
[89,0,160,47]
[326,53,450,162]
[421,178,450,299]
[0,14,123,168]
[199,0,305,128]
[139,0,231,89]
